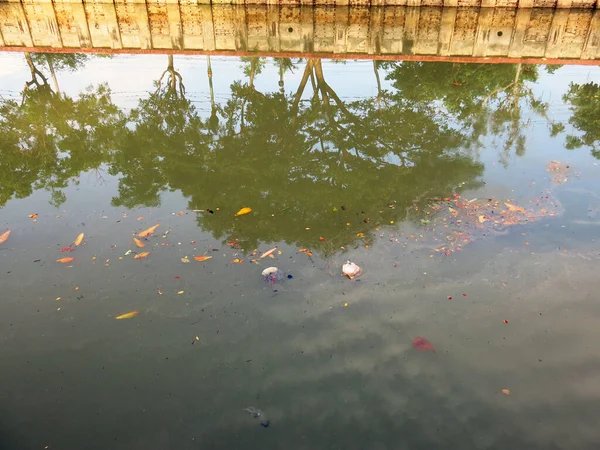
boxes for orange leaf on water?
[115,311,138,320]
[74,233,84,247]
[501,389,511,395]
[56,257,74,263]
[134,252,150,259]
[194,256,212,262]
[138,224,160,237]
[234,207,252,217]
[0,230,11,244]
[258,247,277,260]
[133,238,145,248]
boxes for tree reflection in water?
[2,54,578,254]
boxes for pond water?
[2,53,600,450]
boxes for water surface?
[1,53,600,450]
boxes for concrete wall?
[0,3,599,62]
[3,0,599,7]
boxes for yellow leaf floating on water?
[504,203,526,213]
[134,252,150,259]
[177,291,184,295]
[133,238,145,248]
[477,215,486,223]
[115,311,139,320]
[56,257,74,263]
[194,256,212,262]
[234,207,252,217]
[74,233,84,247]
[0,230,11,244]
[138,224,160,237]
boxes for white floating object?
[261,267,283,283]
[261,267,279,277]
[342,261,362,280]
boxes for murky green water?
[2,52,600,450]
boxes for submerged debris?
[244,406,270,428]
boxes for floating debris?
[262,267,283,284]
[342,261,362,280]
[0,229,11,244]
[412,336,435,352]
[138,224,160,237]
[74,233,84,247]
[115,311,139,320]
[420,193,563,256]
[235,207,252,217]
[547,160,571,185]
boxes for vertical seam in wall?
[144,1,153,49]
[20,2,35,47]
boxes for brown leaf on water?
[115,311,139,320]
[138,224,160,237]
[133,238,145,248]
[0,230,11,244]
[258,247,277,260]
[234,207,252,217]
[28,213,38,219]
[56,257,74,263]
[74,233,84,247]
[504,203,526,213]
[194,256,212,262]
[501,389,511,395]
[134,252,150,259]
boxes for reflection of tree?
[563,82,600,158]
[0,53,123,207]
[109,55,207,208]
[384,62,561,165]
[3,56,489,256]
[30,53,91,96]
[115,57,482,254]
[104,57,485,253]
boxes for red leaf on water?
[413,336,435,352]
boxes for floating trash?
[244,406,270,428]
[342,261,362,280]
[261,267,283,284]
